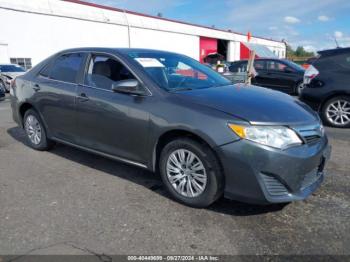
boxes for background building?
[0,0,286,69]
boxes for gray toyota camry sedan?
[10,48,331,207]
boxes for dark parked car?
[10,48,330,207]
[300,47,350,128]
[0,64,26,92]
[229,58,305,95]
[0,84,5,100]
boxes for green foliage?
[286,43,315,58]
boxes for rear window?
[43,53,84,83]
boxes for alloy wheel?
[326,99,350,126]
[166,149,207,198]
[297,82,304,96]
[25,115,42,145]
[0,81,6,93]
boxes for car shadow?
[7,126,286,216]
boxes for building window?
[10,58,32,71]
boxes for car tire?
[159,138,223,208]
[321,96,350,128]
[0,81,6,93]
[23,109,55,150]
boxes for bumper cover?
[217,136,331,204]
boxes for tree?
[285,44,315,58]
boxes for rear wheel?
[295,81,304,96]
[159,138,223,208]
[24,109,55,150]
[321,96,350,128]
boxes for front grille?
[293,124,323,145]
[261,173,290,197]
[304,135,321,144]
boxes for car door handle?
[33,84,41,91]
[77,92,89,102]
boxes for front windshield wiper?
[168,87,193,92]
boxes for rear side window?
[334,53,350,70]
[314,53,350,71]
[48,53,84,83]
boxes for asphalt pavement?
[0,95,349,257]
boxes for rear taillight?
[305,65,319,79]
[304,65,319,85]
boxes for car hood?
[175,84,319,125]
[1,72,25,79]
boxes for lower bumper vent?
[261,173,290,197]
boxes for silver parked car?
[0,64,26,92]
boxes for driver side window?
[85,55,136,90]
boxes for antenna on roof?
[333,36,340,48]
[157,12,163,17]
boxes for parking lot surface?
[0,96,349,256]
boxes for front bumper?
[217,136,331,204]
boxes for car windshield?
[283,60,304,71]
[0,65,25,72]
[128,51,231,91]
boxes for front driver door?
[75,53,152,165]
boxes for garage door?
[199,37,217,63]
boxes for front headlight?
[229,124,302,149]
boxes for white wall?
[227,41,241,62]
[0,8,129,65]
[0,0,286,65]
[130,28,200,60]
[0,43,9,63]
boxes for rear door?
[33,52,86,143]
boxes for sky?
[84,0,350,52]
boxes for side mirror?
[111,79,146,96]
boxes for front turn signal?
[228,124,246,138]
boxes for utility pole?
[123,9,131,48]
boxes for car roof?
[232,58,285,63]
[56,47,182,56]
[318,47,350,57]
